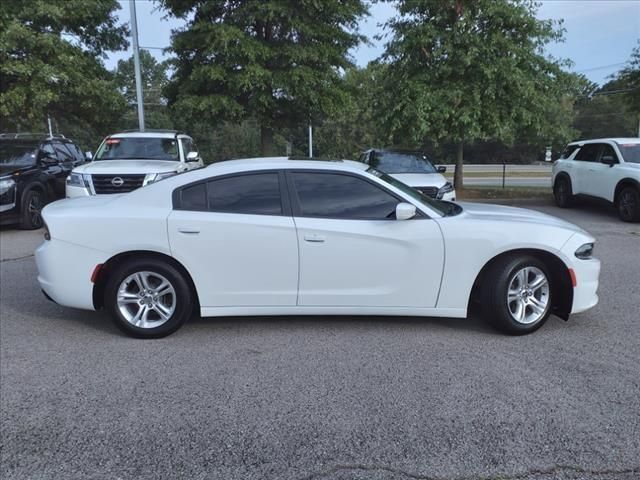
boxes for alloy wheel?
[117,271,176,329]
[506,266,550,325]
[28,193,43,227]
[619,190,637,220]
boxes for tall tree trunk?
[260,126,273,157]
[453,141,464,191]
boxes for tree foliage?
[379,0,582,188]
[160,0,368,155]
[0,0,129,141]
[113,50,173,130]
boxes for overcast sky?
[106,0,640,86]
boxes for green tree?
[114,49,173,130]
[614,43,640,135]
[380,0,581,189]
[160,0,368,156]
[0,0,129,142]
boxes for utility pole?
[129,0,145,131]
[47,115,53,137]
[308,123,313,158]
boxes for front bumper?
[570,257,600,314]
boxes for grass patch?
[444,171,551,178]
[457,186,552,200]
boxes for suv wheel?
[105,258,193,338]
[480,255,553,335]
[553,177,573,208]
[617,186,640,222]
[19,189,45,230]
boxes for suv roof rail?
[0,132,67,140]
[118,129,181,134]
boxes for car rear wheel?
[616,186,640,222]
[19,189,45,230]
[481,255,553,335]
[553,177,573,208]
[105,258,193,338]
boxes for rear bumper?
[35,239,105,311]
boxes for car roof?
[568,138,640,146]
[205,157,368,174]
[109,131,188,139]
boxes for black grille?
[417,186,438,198]
[91,174,145,194]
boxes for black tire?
[19,188,45,230]
[104,258,193,338]
[480,255,553,335]
[616,186,640,223]
[553,176,573,208]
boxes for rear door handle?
[304,234,325,243]
[178,227,200,234]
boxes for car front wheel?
[481,256,553,335]
[617,186,640,222]
[20,189,45,230]
[105,258,193,338]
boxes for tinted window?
[574,144,600,162]
[291,172,399,219]
[0,143,38,166]
[66,143,85,162]
[180,183,207,210]
[617,143,640,164]
[600,144,618,163]
[95,137,180,161]
[207,173,282,215]
[560,145,579,159]
[371,151,437,174]
[52,142,74,162]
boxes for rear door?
[168,171,298,308]
[288,170,444,308]
[572,143,600,195]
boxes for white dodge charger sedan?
[36,158,600,338]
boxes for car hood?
[391,173,448,188]
[73,159,180,175]
[456,202,586,233]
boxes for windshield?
[616,143,640,164]
[95,137,180,161]
[367,167,460,217]
[0,143,38,166]
[372,151,437,174]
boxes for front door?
[583,143,620,201]
[571,143,601,195]
[168,171,298,307]
[288,171,445,308]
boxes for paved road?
[1,200,639,480]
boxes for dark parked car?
[0,133,86,229]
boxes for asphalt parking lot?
[1,199,639,480]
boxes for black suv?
[0,133,86,229]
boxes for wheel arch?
[92,250,200,312]
[614,178,640,204]
[469,248,573,320]
[553,171,572,189]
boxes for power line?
[574,62,628,73]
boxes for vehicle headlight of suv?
[66,172,91,189]
[144,172,177,185]
[437,182,455,199]
[575,243,594,260]
[0,177,16,196]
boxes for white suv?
[66,130,204,197]
[552,138,640,222]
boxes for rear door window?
[574,144,600,162]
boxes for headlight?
[144,172,177,185]
[66,172,90,188]
[437,182,454,199]
[0,177,16,195]
[575,243,594,260]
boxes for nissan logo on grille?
[111,177,124,187]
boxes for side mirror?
[395,202,416,221]
[186,151,200,162]
[601,155,616,166]
[85,151,93,161]
[437,166,447,173]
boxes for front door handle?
[178,227,200,234]
[304,234,325,243]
